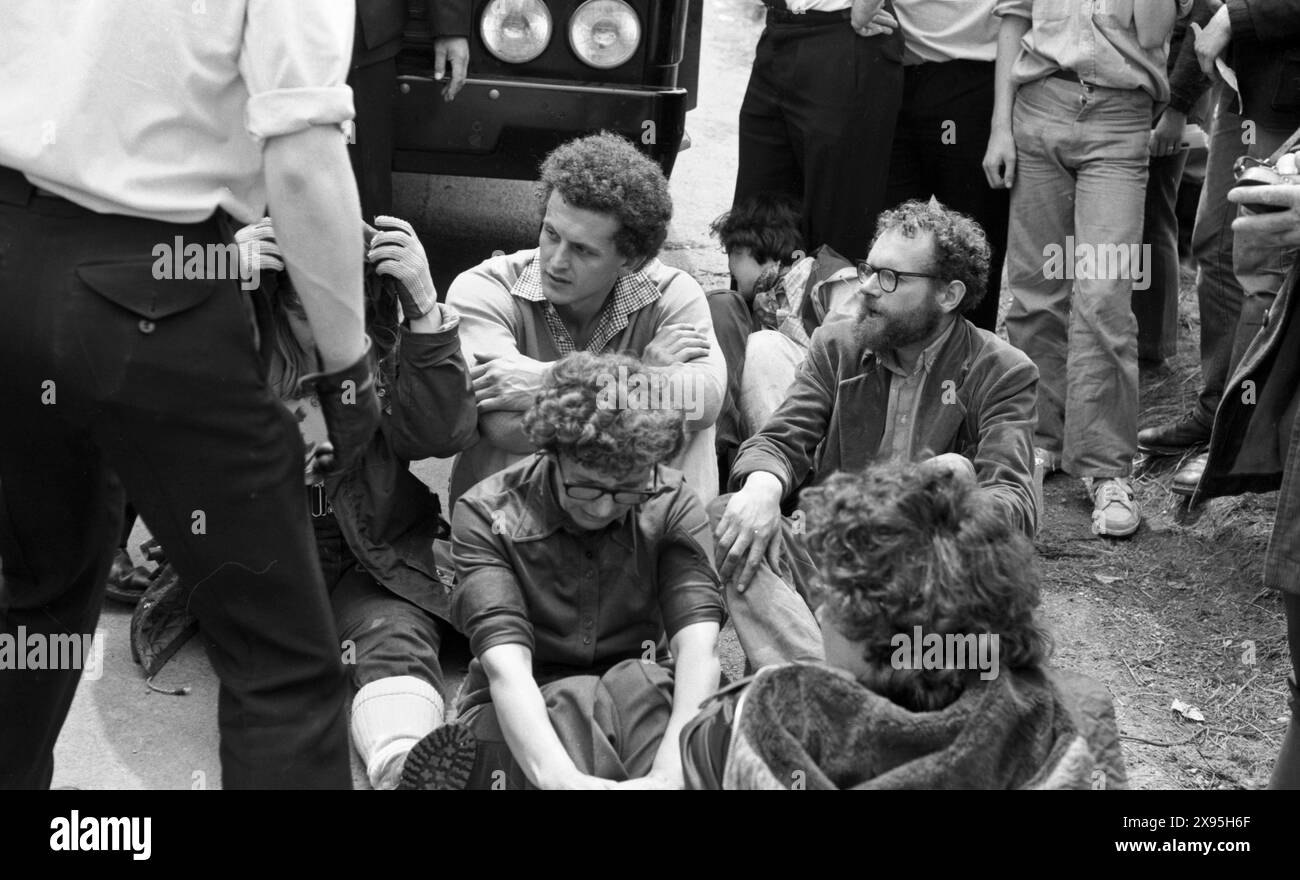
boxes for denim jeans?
[1005,76,1152,478]
[1191,86,1299,426]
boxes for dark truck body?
[395,0,703,179]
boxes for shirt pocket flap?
[75,261,222,320]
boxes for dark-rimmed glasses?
[559,459,669,505]
[856,261,943,293]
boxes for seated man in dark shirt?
[401,351,725,790]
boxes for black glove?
[297,337,381,477]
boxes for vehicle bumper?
[392,76,689,180]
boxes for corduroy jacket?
[729,316,1039,537]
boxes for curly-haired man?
[711,198,1039,668]
[681,462,1126,789]
[399,352,724,790]
[447,133,726,507]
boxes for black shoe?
[398,722,477,790]
[1137,411,1211,456]
[1171,452,1208,497]
[103,549,151,605]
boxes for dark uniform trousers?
[735,5,905,263]
[0,171,352,789]
[886,59,1009,333]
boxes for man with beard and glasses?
[708,199,1039,668]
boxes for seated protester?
[238,216,477,790]
[681,462,1127,790]
[446,133,726,508]
[710,199,1038,669]
[707,194,857,483]
[402,352,725,790]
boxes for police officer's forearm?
[264,125,367,373]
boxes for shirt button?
[377,387,386,397]
[582,635,591,645]
[584,551,593,559]
[583,616,593,627]
[138,319,156,334]
[585,570,594,579]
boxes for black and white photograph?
[0,0,1297,850]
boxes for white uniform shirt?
[0,0,356,224]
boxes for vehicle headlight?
[481,0,553,64]
[569,0,641,70]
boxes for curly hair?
[801,462,1051,711]
[523,351,685,478]
[709,192,805,265]
[536,132,673,264]
[871,198,991,315]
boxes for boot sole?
[397,722,477,791]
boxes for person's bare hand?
[850,0,886,36]
[983,126,1018,189]
[470,351,549,411]
[919,452,977,486]
[1192,5,1232,79]
[1149,109,1186,157]
[433,36,469,101]
[714,478,785,593]
[1228,182,1300,249]
[642,323,710,366]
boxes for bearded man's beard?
[855,295,944,352]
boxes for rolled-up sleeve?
[240,0,356,140]
[450,497,535,657]
[993,0,1031,19]
[657,488,726,639]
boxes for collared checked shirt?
[876,318,958,461]
[994,0,1194,103]
[508,257,664,355]
[450,453,725,711]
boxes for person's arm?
[1230,0,1300,42]
[969,354,1040,538]
[261,138,365,375]
[982,9,1032,189]
[445,259,547,454]
[480,644,615,789]
[638,622,721,789]
[640,274,726,432]
[1135,0,1180,49]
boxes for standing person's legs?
[347,56,397,221]
[1005,79,1078,460]
[0,201,352,789]
[1137,148,1189,365]
[1061,88,1151,480]
[735,26,803,211]
[1191,87,1249,426]
[890,60,1008,332]
[784,21,901,261]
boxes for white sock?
[350,676,445,790]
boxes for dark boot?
[1137,410,1211,456]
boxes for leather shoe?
[1137,411,1210,455]
[1171,452,1208,496]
